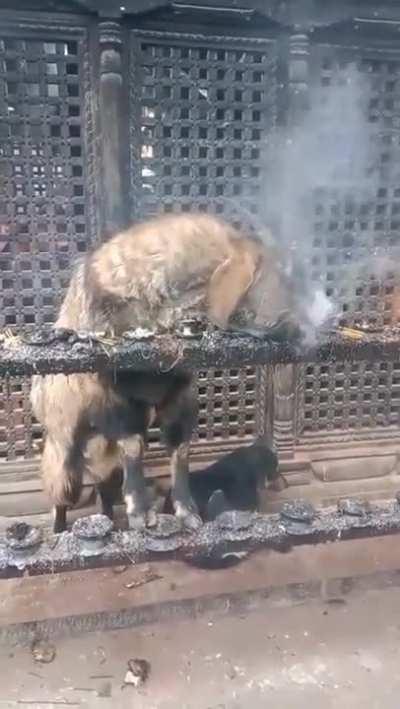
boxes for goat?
[30,212,301,533]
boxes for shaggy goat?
[31,212,298,532]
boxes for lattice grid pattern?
[0,30,92,460]
[145,367,269,457]
[131,36,277,228]
[130,34,277,446]
[298,360,400,434]
[297,47,400,436]
[308,53,400,328]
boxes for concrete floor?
[1,585,400,708]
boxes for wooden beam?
[0,327,399,377]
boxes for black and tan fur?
[163,440,288,521]
[31,213,295,532]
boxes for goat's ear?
[207,248,259,329]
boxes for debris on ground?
[326,597,346,605]
[111,565,128,575]
[224,663,237,680]
[31,638,56,664]
[95,646,107,666]
[97,680,112,698]
[72,686,96,693]
[124,568,162,590]
[16,701,80,706]
[123,658,151,688]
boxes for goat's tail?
[41,436,84,508]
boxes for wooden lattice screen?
[296,42,400,444]
[0,23,97,463]
[129,31,277,459]
[0,2,399,506]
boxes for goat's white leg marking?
[120,434,157,528]
[171,443,202,530]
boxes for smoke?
[257,62,387,340]
[303,289,335,340]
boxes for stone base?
[263,438,400,512]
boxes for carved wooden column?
[273,364,296,458]
[287,32,310,119]
[98,20,129,237]
[272,31,310,459]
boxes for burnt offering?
[6,522,43,556]
[22,327,77,346]
[337,498,372,518]
[216,510,256,537]
[281,500,316,524]
[280,500,317,536]
[6,522,31,542]
[123,328,156,341]
[143,514,185,553]
[1,498,400,577]
[1,325,400,378]
[72,514,114,556]
[176,318,209,339]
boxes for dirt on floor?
[0,583,400,708]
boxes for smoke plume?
[257,62,389,340]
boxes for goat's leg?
[97,486,114,519]
[170,441,202,530]
[160,392,201,530]
[96,467,123,520]
[53,505,67,534]
[119,435,157,529]
[41,436,84,534]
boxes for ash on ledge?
[1,496,400,579]
[0,322,400,378]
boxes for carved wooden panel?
[297,360,400,438]
[130,34,277,226]
[0,25,96,461]
[129,31,278,449]
[296,44,400,441]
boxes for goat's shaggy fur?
[31,213,292,532]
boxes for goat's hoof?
[175,508,203,531]
[146,508,158,528]
[53,523,67,534]
[183,512,203,531]
[127,513,146,531]
[173,497,203,531]
[128,509,158,531]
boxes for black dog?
[163,440,288,521]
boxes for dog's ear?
[207,243,261,328]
